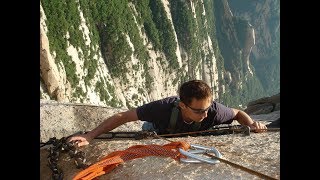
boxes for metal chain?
[44,137,89,180]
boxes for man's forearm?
[234,110,255,126]
[86,113,132,139]
[232,109,267,132]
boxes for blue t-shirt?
[136,96,235,134]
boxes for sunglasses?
[184,103,211,114]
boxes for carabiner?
[179,144,222,164]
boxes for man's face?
[180,97,212,122]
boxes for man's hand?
[68,134,92,147]
[249,121,267,133]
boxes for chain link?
[44,137,89,180]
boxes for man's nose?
[200,111,208,118]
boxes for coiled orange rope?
[73,141,190,180]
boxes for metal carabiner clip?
[179,144,222,164]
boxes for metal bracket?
[241,125,250,136]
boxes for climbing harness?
[167,99,180,133]
[167,99,201,133]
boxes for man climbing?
[69,79,267,147]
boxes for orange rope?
[73,141,190,180]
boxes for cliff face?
[40,0,279,108]
[40,0,221,108]
[213,0,255,87]
[227,0,280,95]
[228,0,280,59]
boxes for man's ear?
[179,102,186,109]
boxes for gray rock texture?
[244,93,280,115]
[40,99,280,180]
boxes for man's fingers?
[67,136,89,147]
[68,136,79,142]
[69,136,85,142]
[77,141,89,147]
[252,121,267,133]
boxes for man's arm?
[69,108,139,147]
[232,108,267,133]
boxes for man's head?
[178,80,213,122]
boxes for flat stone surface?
[40,100,280,180]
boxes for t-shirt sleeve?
[136,99,163,122]
[213,102,235,124]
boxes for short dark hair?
[179,80,212,105]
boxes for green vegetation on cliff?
[41,0,279,108]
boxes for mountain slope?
[40,0,279,108]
